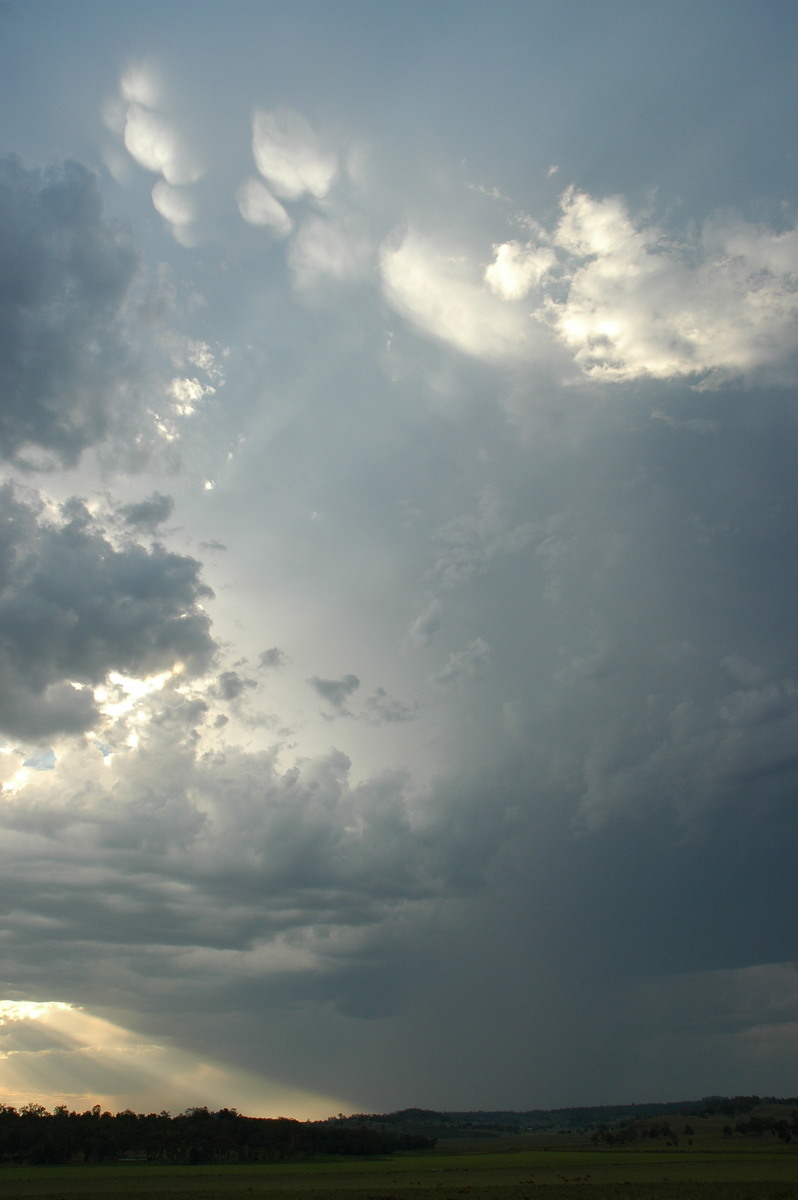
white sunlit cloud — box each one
[539,187,798,383]
[379,188,798,386]
[118,60,161,110]
[94,669,179,720]
[380,229,535,363]
[168,375,216,416]
[484,239,557,301]
[151,181,197,246]
[251,107,337,200]
[123,104,203,187]
[236,177,293,237]
[150,367,217,442]
[288,216,374,289]
[108,62,204,244]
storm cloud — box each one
[0,158,139,467]
[0,0,796,1119]
[0,485,215,738]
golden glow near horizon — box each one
[0,1001,73,1024]
[0,1001,345,1119]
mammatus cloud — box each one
[150,180,197,246]
[236,177,293,237]
[242,108,372,288]
[123,108,202,186]
[0,485,215,739]
[0,0,796,1114]
[116,63,203,185]
[287,215,373,289]
[251,108,336,201]
[104,62,204,243]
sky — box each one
[0,0,797,1119]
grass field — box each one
[2,1146,798,1200]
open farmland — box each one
[1,1145,797,1200]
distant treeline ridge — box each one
[332,1095,798,1135]
[2,1093,796,1164]
[0,1104,435,1165]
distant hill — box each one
[329,1095,798,1139]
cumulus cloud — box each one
[0,726,452,1022]
[380,229,534,362]
[258,648,287,671]
[364,688,415,724]
[251,108,336,200]
[539,187,798,383]
[485,239,556,300]
[308,673,360,715]
[0,486,215,739]
[380,189,798,387]
[215,670,257,702]
[0,156,140,467]
[119,492,174,532]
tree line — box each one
[0,1103,436,1165]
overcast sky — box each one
[0,0,797,1119]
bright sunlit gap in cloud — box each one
[94,667,183,718]
[0,1002,344,1119]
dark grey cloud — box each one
[6,370,795,1108]
[215,670,256,702]
[308,673,360,714]
[1,0,797,1118]
[0,727,454,1025]
[258,647,286,670]
[432,638,491,687]
[0,156,139,468]
[364,687,415,724]
[120,492,175,532]
[0,485,215,738]
[306,676,413,725]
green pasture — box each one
[1,1147,798,1200]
